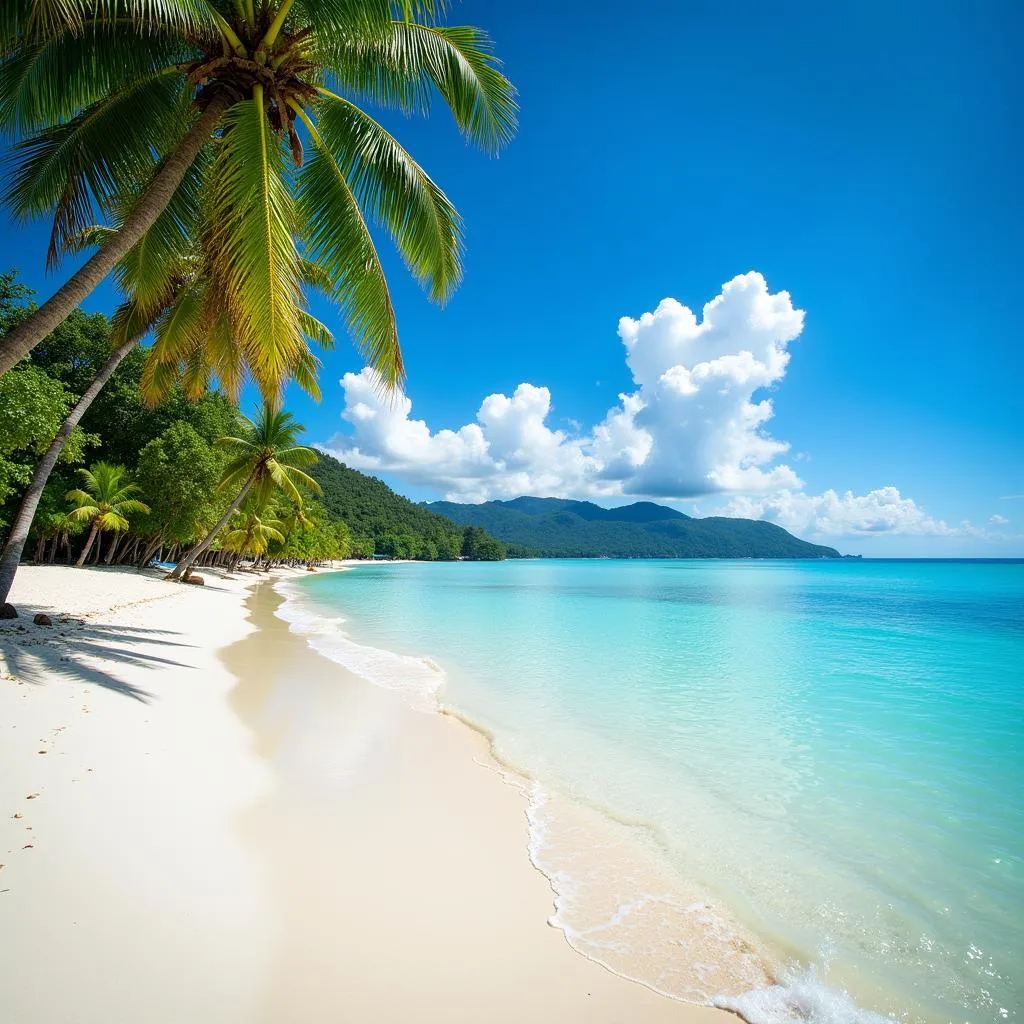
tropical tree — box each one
[0,206,334,608]
[168,403,319,580]
[221,500,285,571]
[65,462,150,567]
[0,1,517,378]
[131,421,227,570]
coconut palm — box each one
[0,1,517,377]
[66,462,150,568]
[221,501,285,571]
[168,403,319,580]
[0,212,337,609]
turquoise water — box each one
[280,560,1023,1024]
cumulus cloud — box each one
[720,487,962,538]
[321,272,986,542]
[990,514,1010,525]
[326,272,806,502]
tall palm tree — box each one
[66,462,150,568]
[168,403,319,580]
[0,1,517,376]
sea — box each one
[275,559,1023,1024]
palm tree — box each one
[168,403,319,580]
[0,216,338,608]
[222,501,286,572]
[66,463,150,568]
[0,1,517,377]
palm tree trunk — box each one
[0,97,228,377]
[92,532,102,564]
[76,521,100,568]
[104,532,124,564]
[137,534,163,571]
[0,332,142,605]
[169,467,260,582]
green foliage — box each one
[2,2,517,392]
[217,404,322,508]
[460,524,506,561]
[133,422,226,544]
[66,461,149,534]
[307,450,504,561]
[0,363,86,518]
[0,268,34,332]
[276,499,353,563]
[429,498,842,559]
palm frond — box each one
[208,95,303,399]
[5,71,185,266]
[295,113,403,387]
[319,20,517,153]
[315,91,462,303]
[290,343,322,400]
[298,309,334,350]
[8,0,216,46]
[0,28,191,138]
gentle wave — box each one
[716,964,899,1024]
[273,572,909,1024]
[274,578,444,713]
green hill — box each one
[308,452,505,560]
[425,496,840,559]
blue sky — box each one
[2,0,1021,555]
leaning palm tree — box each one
[66,463,150,568]
[0,208,340,609]
[168,404,320,581]
[0,1,517,376]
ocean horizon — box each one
[278,558,1023,1024]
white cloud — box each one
[326,272,807,502]
[332,372,601,503]
[720,487,962,538]
[990,514,1010,525]
[321,272,990,543]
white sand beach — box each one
[0,564,728,1023]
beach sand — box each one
[1,564,728,1023]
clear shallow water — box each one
[279,560,1023,1024]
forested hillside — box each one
[427,496,841,559]
[308,452,505,560]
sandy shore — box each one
[1,563,728,1023]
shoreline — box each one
[271,567,782,1010]
[0,563,730,1022]
[273,562,935,1024]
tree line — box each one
[0,275,506,607]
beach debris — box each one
[12,814,22,819]
[0,603,17,619]
[37,750,47,755]
[32,613,52,627]
[22,844,33,850]
[25,794,38,800]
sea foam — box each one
[274,579,444,713]
[715,965,900,1024]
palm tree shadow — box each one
[0,620,196,703]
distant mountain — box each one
[425,496,840,559]
[309,452,505,560]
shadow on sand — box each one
[0,618,197,703]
